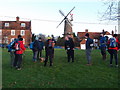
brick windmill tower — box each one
[56,7,75,38]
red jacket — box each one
[16,41,26,54]
[108,37,119,50]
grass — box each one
[2,48,120,88]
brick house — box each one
[0,17,32,46]
[77,29,111,49]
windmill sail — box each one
[56,6,75,37]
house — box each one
[0,16,32,46]
[77,29,111,49]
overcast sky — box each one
[0,0,118,36]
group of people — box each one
[65,32,120,68]
[7,35,26,70]
[7,33,120,70]
[30,36,55,66]
[85,33,120,67]
[99,33,120,67]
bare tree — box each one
[99,0,119,21]
[38,33,46,42]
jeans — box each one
[13,54,22,68]
[37,50,42,59]
[44,48,54,66]
[86,49,92,64]
[10,51,15,66]
[67,50,74,62]
[100,47,106,60]
[33,50,38,62]
[109,49,118,65]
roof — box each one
[1,20,31,30]
[77,31,111,39]
[77,31,111,44]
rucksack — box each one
[7,41,15,52]
[109,38,117,48]
[100,37,106,46]
[48,39,54,48]
[14,42,20,51]
[30,42,34,49]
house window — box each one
[11,38,14,42]
[21,30,25,36]
[81,44,86,50]
[23,38,25,44]
[0,29,2,43]
[0,30,2,35]
[5,23,9,27]
[4,36,8,44]
[0,39,2,43]
[21,23,26,27]
[11,30,15,36]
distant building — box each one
[0,16,32,46]
[77,29,111,49]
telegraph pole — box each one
[115,26,117,34]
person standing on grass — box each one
[99,33,107,60]
[13,38,26,70]
[37,37,44,60]
[85,33,93,66]
[65,36,75,62]
[107,34,119,68]
[32,37,39,62]
[51,35,56,59]
[7,38,16,67]
[44,36,55,66]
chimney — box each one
[16,16,19,22]
[85,29,88,33]
[102,29,105,33]
[112,30,114,36]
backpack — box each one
[7,41,15,52]
[109,38,117,48]
[48,39,54,48]
[30,42,34,49]
[14,42,20,51]
[100,37,106,46]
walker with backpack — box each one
[109,37,118,48]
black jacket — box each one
[33,40,39,51]
[65,38,74,50]
[86,38,93,49]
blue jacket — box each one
[7,41,15,52]
[86,38,93,49]
[100,36,106,48]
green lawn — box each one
[2,48,119,88]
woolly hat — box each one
[85,33,89,37]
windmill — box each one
[56,7,75,38]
